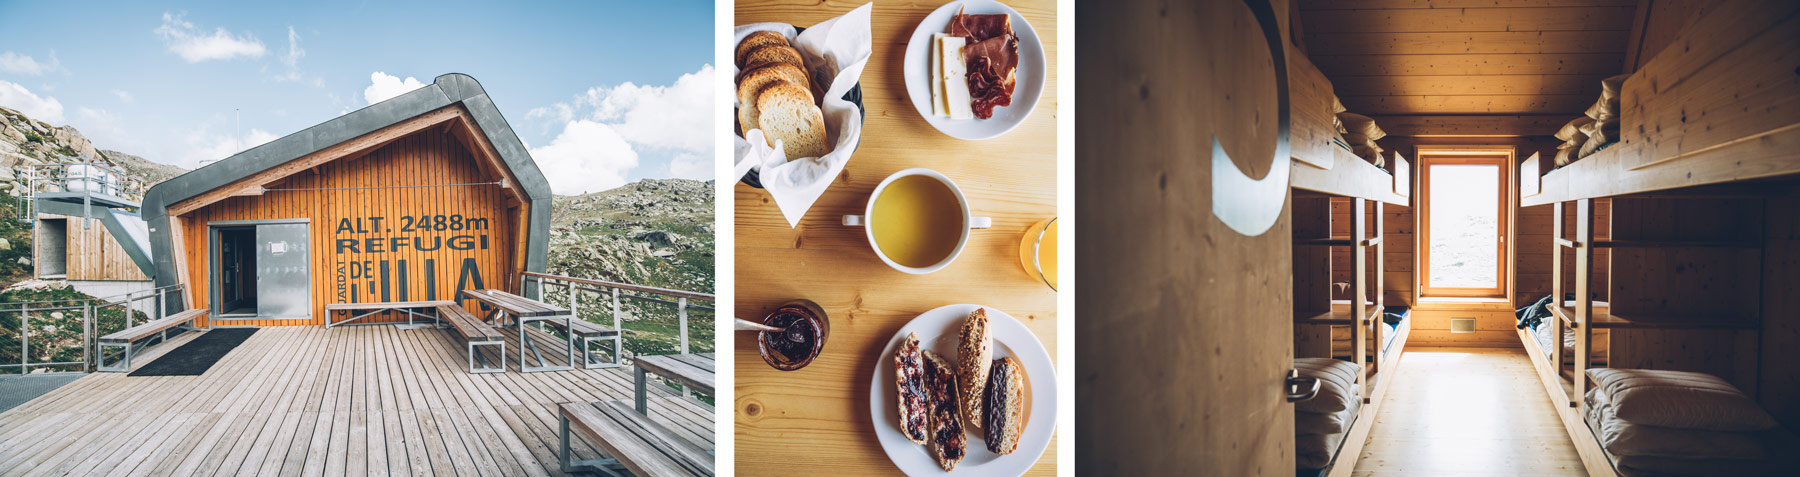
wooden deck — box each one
[0,325,713,476]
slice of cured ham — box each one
[950,9,1018,119]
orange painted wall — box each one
[178,132,525,327]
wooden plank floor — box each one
[1352,347,1585,476]
[0,325,713,476]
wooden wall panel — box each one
[1408,308,1521,348]
[1624,0,1720,72]
[40,214,150,282]
[178,132,522,327]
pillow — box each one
[1588,368,1777,431]
[1296,396,1360,435]
[1556,117,1595,142]
[1295,358,1362,414]
[1587,389,1766,460]
[1336,112,1385,142]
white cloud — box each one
[0,80,65,123]
[181,128,279,168]
[363,72,425,105]
[525,64,715,190]
[111,89,134,103]
[576,64,713,152]
[667,152,710,180]
[528,120,639,195]
[272,26,319,85]
[155,12,267,63]
[0,51,61,76]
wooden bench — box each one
[324,300,456,328]
[560,400,714,477]
[538,313,623,369]
[462,289,576,373]
[97,309,209,372]
[436,304,505,374]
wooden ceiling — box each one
[1297,0,1641,136]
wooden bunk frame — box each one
[1518,194,1769,476]
[1509,6,1798,471]
[1287,42,1415,477]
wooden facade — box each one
[144,74,551,329]
[174,131,528,328]
[34,214,148,282]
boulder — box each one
[0,238,11,251]
[52,126,99,159]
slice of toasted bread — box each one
[923,350,966,471]
[736,63,810,135]
[896,333,929,445]
[755,82,829,159]
[983,357,1025,455]
[741,45,807,77]
[735,31,789,68]
[957,308,993,433]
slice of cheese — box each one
[940,36,974,120]
[931,33,948,117]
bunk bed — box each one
[1512,4,1800,475]
[1287,50,1413,477]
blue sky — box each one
[0,0,714,195]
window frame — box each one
[1418,152,1511,299]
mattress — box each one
[1529,321,1608,365]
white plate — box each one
[902,0,1046,140]
[869,304,1056,475]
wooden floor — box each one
[0,325,713,477]
[1353,347,1585,476]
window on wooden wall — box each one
[1419,152,1510,298]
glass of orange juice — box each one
[1018,217,1057,290]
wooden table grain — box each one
[734,0,1058,475]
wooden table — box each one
[460,289,576,373]
[634,354,717,414]
[323,300,456,328]
[734,1,1058,475]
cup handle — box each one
[970,216,993,229]
[843,215,864,226]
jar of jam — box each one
[758,299,829,371]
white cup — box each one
[843,168,992,274]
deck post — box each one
[612,288,624,364]
[679,297,689,355]
[20,303,29,371]
[83,302,92,372]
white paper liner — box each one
[733,3,872,227]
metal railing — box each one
[17,156,147,221]
[0,284,185,374]
[522,271,714,364]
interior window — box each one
[1420,154,1509,298]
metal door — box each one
[254,223,310,320]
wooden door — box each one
[1078,0,1298,473]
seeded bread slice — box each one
[741,45,806,78]
[957,307,993,434]
[737,63,811,135]
[735,31,789,68]
[755,81,829,159]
